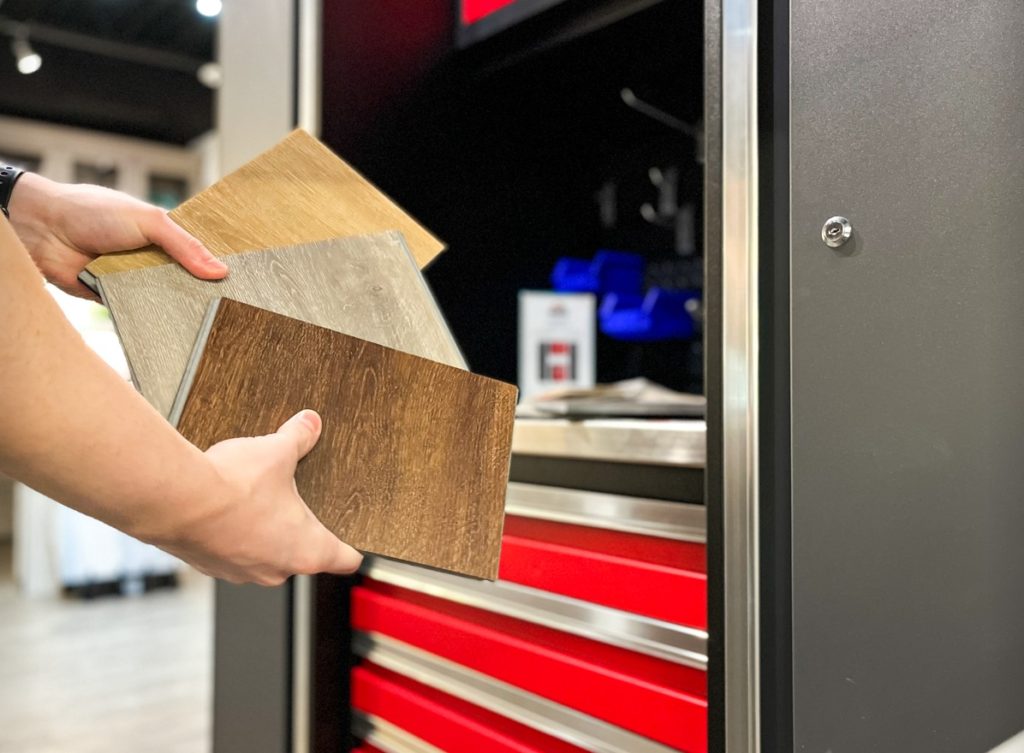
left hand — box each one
[8,173,228,299]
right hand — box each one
[160,410,363,585]
[8,173,229,300]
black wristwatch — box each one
[0,165,25,219]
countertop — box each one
[510,417,707,468]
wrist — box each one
[130,452,234,549]
[7,172,60,232]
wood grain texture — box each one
[99,232,463,418]
[176,299,517,580]
[80,129,443,287]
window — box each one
[148,175,188,209]
[0,151,41,172]
[74,162,118,188]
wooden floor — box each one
[0,545,213,753]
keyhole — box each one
[821,216,852,248]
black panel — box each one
[212,582,292,753]
[757,0,792,750]
[321,0,704,392]
[509,454,704,502]
[702,0,723,748]
[310,575,353,753]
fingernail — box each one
[206,255,228,272]
[300,410,321,432]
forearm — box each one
[0,218,223,544]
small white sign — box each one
[518,291,596,399]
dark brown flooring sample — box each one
[174,299,517,580]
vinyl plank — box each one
[99,232,463,418]
[174,299,517,579]
[79,129,443,290]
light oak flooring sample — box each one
[175,299,516,579]
[79,129,443,290]
[100,232,463,418]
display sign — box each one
[518,291,596,399]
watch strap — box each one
[0,166,25,219]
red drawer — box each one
[499,516,707,629]
[352,663,588,753]
[354,580,707,751]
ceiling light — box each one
[12,37,41,75]
[195,0,222,18]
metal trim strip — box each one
[362,558,707,669]
[353,632,682,753]
[505,481,706,541]
[292,3,322,750]
[721,0,762,748]
[352,711,446,753]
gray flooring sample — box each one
[99,232,464,417]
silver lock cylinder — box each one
[822,216,853,248]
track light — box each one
[196,61,222,89]
[12,36,41,75]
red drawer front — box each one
[352,746,383,753]
[353,663,588,753]
[499,516,707,629]
[354,581,707,751]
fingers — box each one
[140,210,228,280]
[305,523,364,575]
[275,409,323,462]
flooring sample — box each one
[173,298,517,579]
[79,129,444,291]
[100,232,463,418]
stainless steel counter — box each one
[511,418,707,468]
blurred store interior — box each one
[0,1,708,752]
[0,1,220,750]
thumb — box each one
[311,525,364,575]
[141,210,228,279]
[276,410,323,462]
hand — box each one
[7,173,228,299]
[158,410,363,586]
